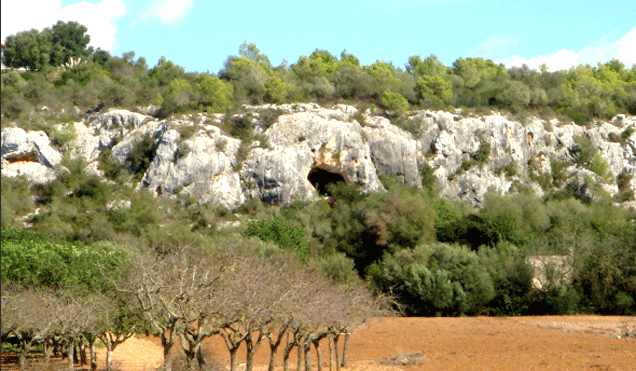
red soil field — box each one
[3,316,635,371]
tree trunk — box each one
[268,347,278,371]
[282,341,294,371]
[341,333,349,368]
[245,332,263,371]
[79,339,87,365]
[73,342,80,364]
[106,345,114,371]
[297,343,303,371]
[267,327,288,371]
[53,338,61,359]
[162,332,179,371]
[333,335,340,371]
[88,336,97,371]
[282,330,299,371]
[18,338,29,371]
[68,341,75,371]
[229,349,238,371]
[197,346,206,370]
[328,336,334,371]
[44,339,52,366]
[182,341,202,371]
[313,339,323,371]
[18,344,27,371]
[304,343,312,371]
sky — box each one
[2,0,635,74]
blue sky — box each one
[2,0,635,73]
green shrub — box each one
[127,133,159,177]
[259,108,283,129]
[367,243,495,316]
[227,113,253,140]
[621,125,635,141]
[495,162,517,179]
[244,217,308,259]
[1,176,35,230]
[380,89,409,116]
[313,253,359,284]
[571,134,596,167]
[50,122,77,148]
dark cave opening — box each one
[307,167,346,196]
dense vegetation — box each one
[3,23,636,133]
[2,22,636,371]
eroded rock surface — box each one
[2,105,635,208]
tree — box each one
[264,75,290,103]
[220,56,270,102]
[121,244,228,371]
[49,21,92,67]
[2,28,52,70]
[380,90,409,116]
[415,74,453,107]
[92,48,111,66]
[292,50,339,81]
[148,56,187,86]
[162,78,195,114]
[239,41,272,67]
[195,73,233,112]
[363,61,401,99]
[1,284,62,371]
[339,50,360,68]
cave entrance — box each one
[308,167,346,196]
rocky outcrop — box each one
[1,127,61,183]
[139,124,245,209]
[2,105,635,209]
[241,109,383,204]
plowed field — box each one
[2,316,635,371]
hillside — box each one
[3,104,635,209]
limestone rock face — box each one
[85,109,154,148]
[1,127,61,183]
[67,122,100,163]
[1,127,31,157]
[139,125,245,209]
[240,109,383,204]
[2,105,636,208]
[362,115,420,187]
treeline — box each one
[2,23,636,132]
[2,228,385,371]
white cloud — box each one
[143,0,195,24]
[499,27,636,71]
[617,27,636,66]
[1,0,126,51]
[471,34,520,60]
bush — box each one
[313,253,359,284]
[1,176,35,230]
[380,89,409,116]
[127,133,159,176]
[367,243,495,316]
[50,122,77,148]
[244,217,308,259]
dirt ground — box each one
[2,316,635,371]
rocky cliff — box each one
[2,104,635,209]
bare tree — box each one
[120,245,228,371]
[51,290,107,371]
[1,284,64,371]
